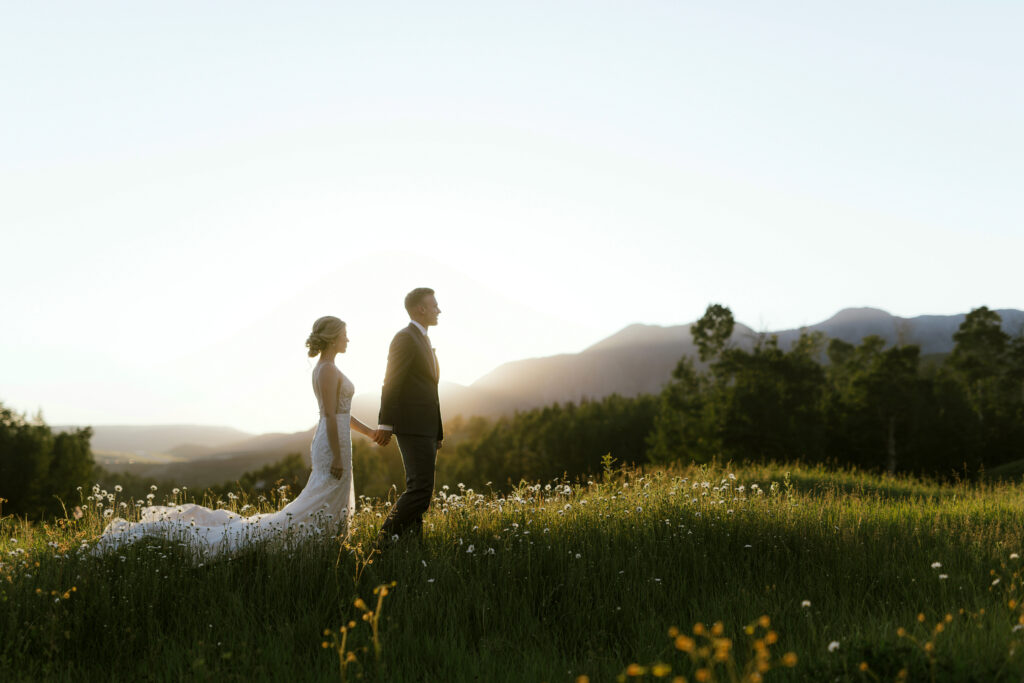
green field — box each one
[2,462,1024,682]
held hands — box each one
[373,427,393,447]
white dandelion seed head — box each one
[801,600,811,608]
[931,562,942,569]
[828,641,840,653]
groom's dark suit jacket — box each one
[379,324,443,440]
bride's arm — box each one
[317,368,343,471]
[350,416,378,441]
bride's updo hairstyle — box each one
[305,316,346,357]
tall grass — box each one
[2,462,1024,681]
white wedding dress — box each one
[93,366,356,558]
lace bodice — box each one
[313,364,355,416]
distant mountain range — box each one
[53,424,252,460]
[358,306,1024,420]
[77,307,1023,486]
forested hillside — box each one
[647,305,1024,475]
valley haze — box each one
[65,306,1024,483]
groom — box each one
[374,287,443,542]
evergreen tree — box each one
[945,307,1024,466]
[0,403,94,517]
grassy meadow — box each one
[2,462,1024,682]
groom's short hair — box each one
[404,287,435,315]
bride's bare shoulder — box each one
[314,362,342,384]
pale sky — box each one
[2,2,1022,434]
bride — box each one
[93,316,376,557]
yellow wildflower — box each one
[626,663,646,677]
[675,635,696,652]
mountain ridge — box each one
[78,307,1023,477]
[425,306,1024,420]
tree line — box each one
[3,305,1023,518]
[647,305,1024,476]
[0,407,93,517]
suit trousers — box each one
[379,434,437,539]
